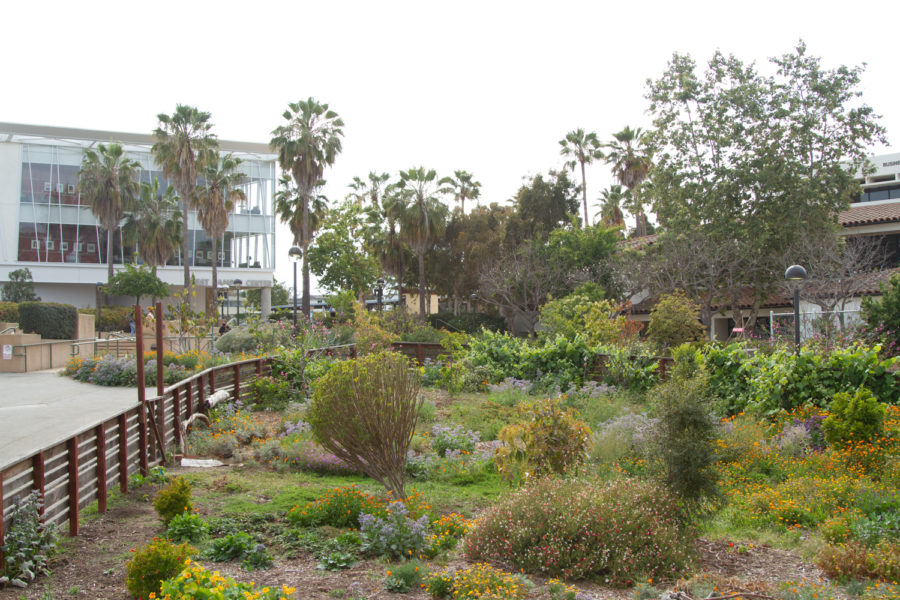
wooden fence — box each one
[0,355,272,548]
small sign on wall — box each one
[2,344,12,360]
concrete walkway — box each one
[0,370,154,470]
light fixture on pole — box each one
[233,278,243,324]
[785,265,807,352]
[375,277,385,312]
[470,293,477,332]
[96,282,104,338]
[288,245,302,333]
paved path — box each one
[0,370,154,469]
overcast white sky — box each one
[3,0,897,289]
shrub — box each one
[153,476,193,525]
[647,290,706,352]
[425,513,471,557]
[159,560,295,600]
[818,540,900,582]
[166,513,209,543]
[651,376,719,505]
[427,563,529,600]
[248,375,292,411]
[286,486,388,529]
[241,543,273,571]
[431,424,480,457]
[307,351,421,496]
[0,492,57,588]
[207,532,254,562]
[214,326,256,353]
[352,303,396,354]
[862,271,900,356]
[427,311,507,334]
[1,268,39,303]
[465,477,692,584]
[495,397,591,483]
[78,306,132,332]
[823,387,886,449]
[17,301,76,339]
[125,539,195,600]
[0,301,19,323]
[538,284,608,341]
[384,560,427,593]
[359,500,432,559]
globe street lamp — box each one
[233,278,243,324]
[785,265,807,352]
[470,293,478,332]
[288,245,302,333]
[375,277,385,312]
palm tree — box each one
[270,98,344,318]
[559,129,603,228]
[348,171,390,207]
[395,168,449,318]
[274,174,328,307]
[77,143,141,281]
[439,170,481,213]
[123,177,183,274]
[151,105,218,289]
[604,126,651,237]
[194,152,247,309]
[596,185,628,229]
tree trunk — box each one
[302,195,311,319]
[209,236,218,316]
[106,228,115,282]
[417,250,426,320]
[181,195,191,290]
[580,160,588,228]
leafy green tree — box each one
[2,268,40,302]
[538,282,607,341]
[394,167,449,318]
[559,129,602,228]
[194,152,246,310]
[105,263,170,305]
[77,142,141,281]
[439,170,482,213]
[307,199,381,298]
[604,126,651,237]
[862,272,900,354]
[270,98,344,319]
[505,170,580,243]
[124,178,183,274]
[645,42,885,329]
[545,223,620,287]
[647,290,706,352]
[152,105,218,289]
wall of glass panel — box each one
[16,143,276,272]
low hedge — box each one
[18,301,77,339]
[78,306,131,332]
[428,311,507,334]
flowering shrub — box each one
[254,434,357,475]
[406,451,494,485]
[426,563,530,600]
[248,375,293,411]
[166,513,208,543]
[817,540,900,582]
[287,486,388,529]
[465,477,692,584]
[125,539,195,600]
[424,513,472,556]
[431,425,480,457]
[823,387,886,449]
[384,560,428,593]
[495,397,591,482]
[359,500,431,559]
[159,559,295,600]
[64,350,239,387]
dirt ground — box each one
[0,465,840,600]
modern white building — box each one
[0,122,278,313]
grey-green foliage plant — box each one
[1,268,39,302]
[651,374,719,509]
[0,492,57,588]
[166,513,209,543]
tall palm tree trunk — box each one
[210,235,219,315]
[181,196,191,288]
[106,228,115,282]
[580,160,588,227]
[417,250,426,320]
[301,194,311,319]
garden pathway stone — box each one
[0,369,153,469]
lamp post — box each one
[288,245,302,333]
[469,293,477,332]
[785,265,807,352]
[375,277,385,312]
[233,278,243,324]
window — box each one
[207,250,214,260]
[87,243,96,253]
[61,241,69,251]
[45,240,55,250]
[43,182,51,192]
[56,183,65,193]
[67,184,76,194]
[30,239,40,250]
[75,242,83,252]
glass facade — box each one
[16,142,276,272]
[854,183,900,203]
